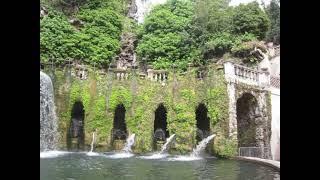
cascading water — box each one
[165,134,216,161]
[191,134,216,157]
[138,134,175,159]
[86,132,100,156]
[132,0,167,23]
[90,132,96,152]
[159,134,175,154]
[106,134,136,158]
[122,134,136,153]
[40,71,58,152]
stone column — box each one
[147,69,153,81]
[259,71,270,88]
[224,62,238,141]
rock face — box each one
[40,6,48,18]
[115,32,137,70]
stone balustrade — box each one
[224,62,270,88]
[110,69,130,81]
[147,69,168,82]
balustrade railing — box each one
[110,69,130,81]
[147,69,168,82]
[224,62,270,88]
[234,64,259,82]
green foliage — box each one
[137,0,198,71]
[265,0,280,44]
[232,2,270,40]
[204,32,234,58]
[231,39,267,64]
[82,0,128,14]
[40,1,124,67]
[214,136,237,158]
[51,67,231,156]
[40,10,78,63]
[76,8,122,66]
[109,86,133,111]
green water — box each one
[40,153,279,180]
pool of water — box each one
[40,152,280,180]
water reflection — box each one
[40,154,279,180]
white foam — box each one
[167,155,202,161]
[138,153,168,159]
[105,152,134,159]
[40,151,71,158]
[86,152,100,156]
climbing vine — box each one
[47,66,232,156]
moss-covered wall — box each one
[43,65,234,156]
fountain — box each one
[87,131,99,156]
[106,134,136,158]
[191,134,216,157]
[123,134,136,153]
[166,134,216,161]
[139,134,175,159]
[159,134,175,154]
[40,71,58,152]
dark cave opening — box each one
[112,104,127,141]
[236,93,258,147]
[153,104,169,145]
[67,101,85,150]
[195,103,210,142]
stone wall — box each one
[42,65,231,155]
[226,77,272,159]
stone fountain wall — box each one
[41,63,271,157]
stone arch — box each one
[112,104,128,141]
[153,103,169,149]
[195,103,210,142]
[236,93,259,147]
[67,101,85,150]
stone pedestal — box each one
[113,140,125,151]
[155,141,165,151]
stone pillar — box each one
[156,141,165,152]
[121,72,125,80]
[227,82,238,141]
[224,62,238,140]
[114,140,125,151]
[147,69,153,80]
[155,73,158,81]
[259,71,270,88]
[224,62,235,82]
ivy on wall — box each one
[47,66,235,156]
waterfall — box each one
[159,134,175,154]
[90,132,96,152]
[133,0,167,23]
[86,131,99,156]
[40,71,58,152]
[191,134,216,157]
[122,134,136,153]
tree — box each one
[265,0,280,44]
[136,0,197,70]
[40,1,124,67]
[232,2,270,40]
